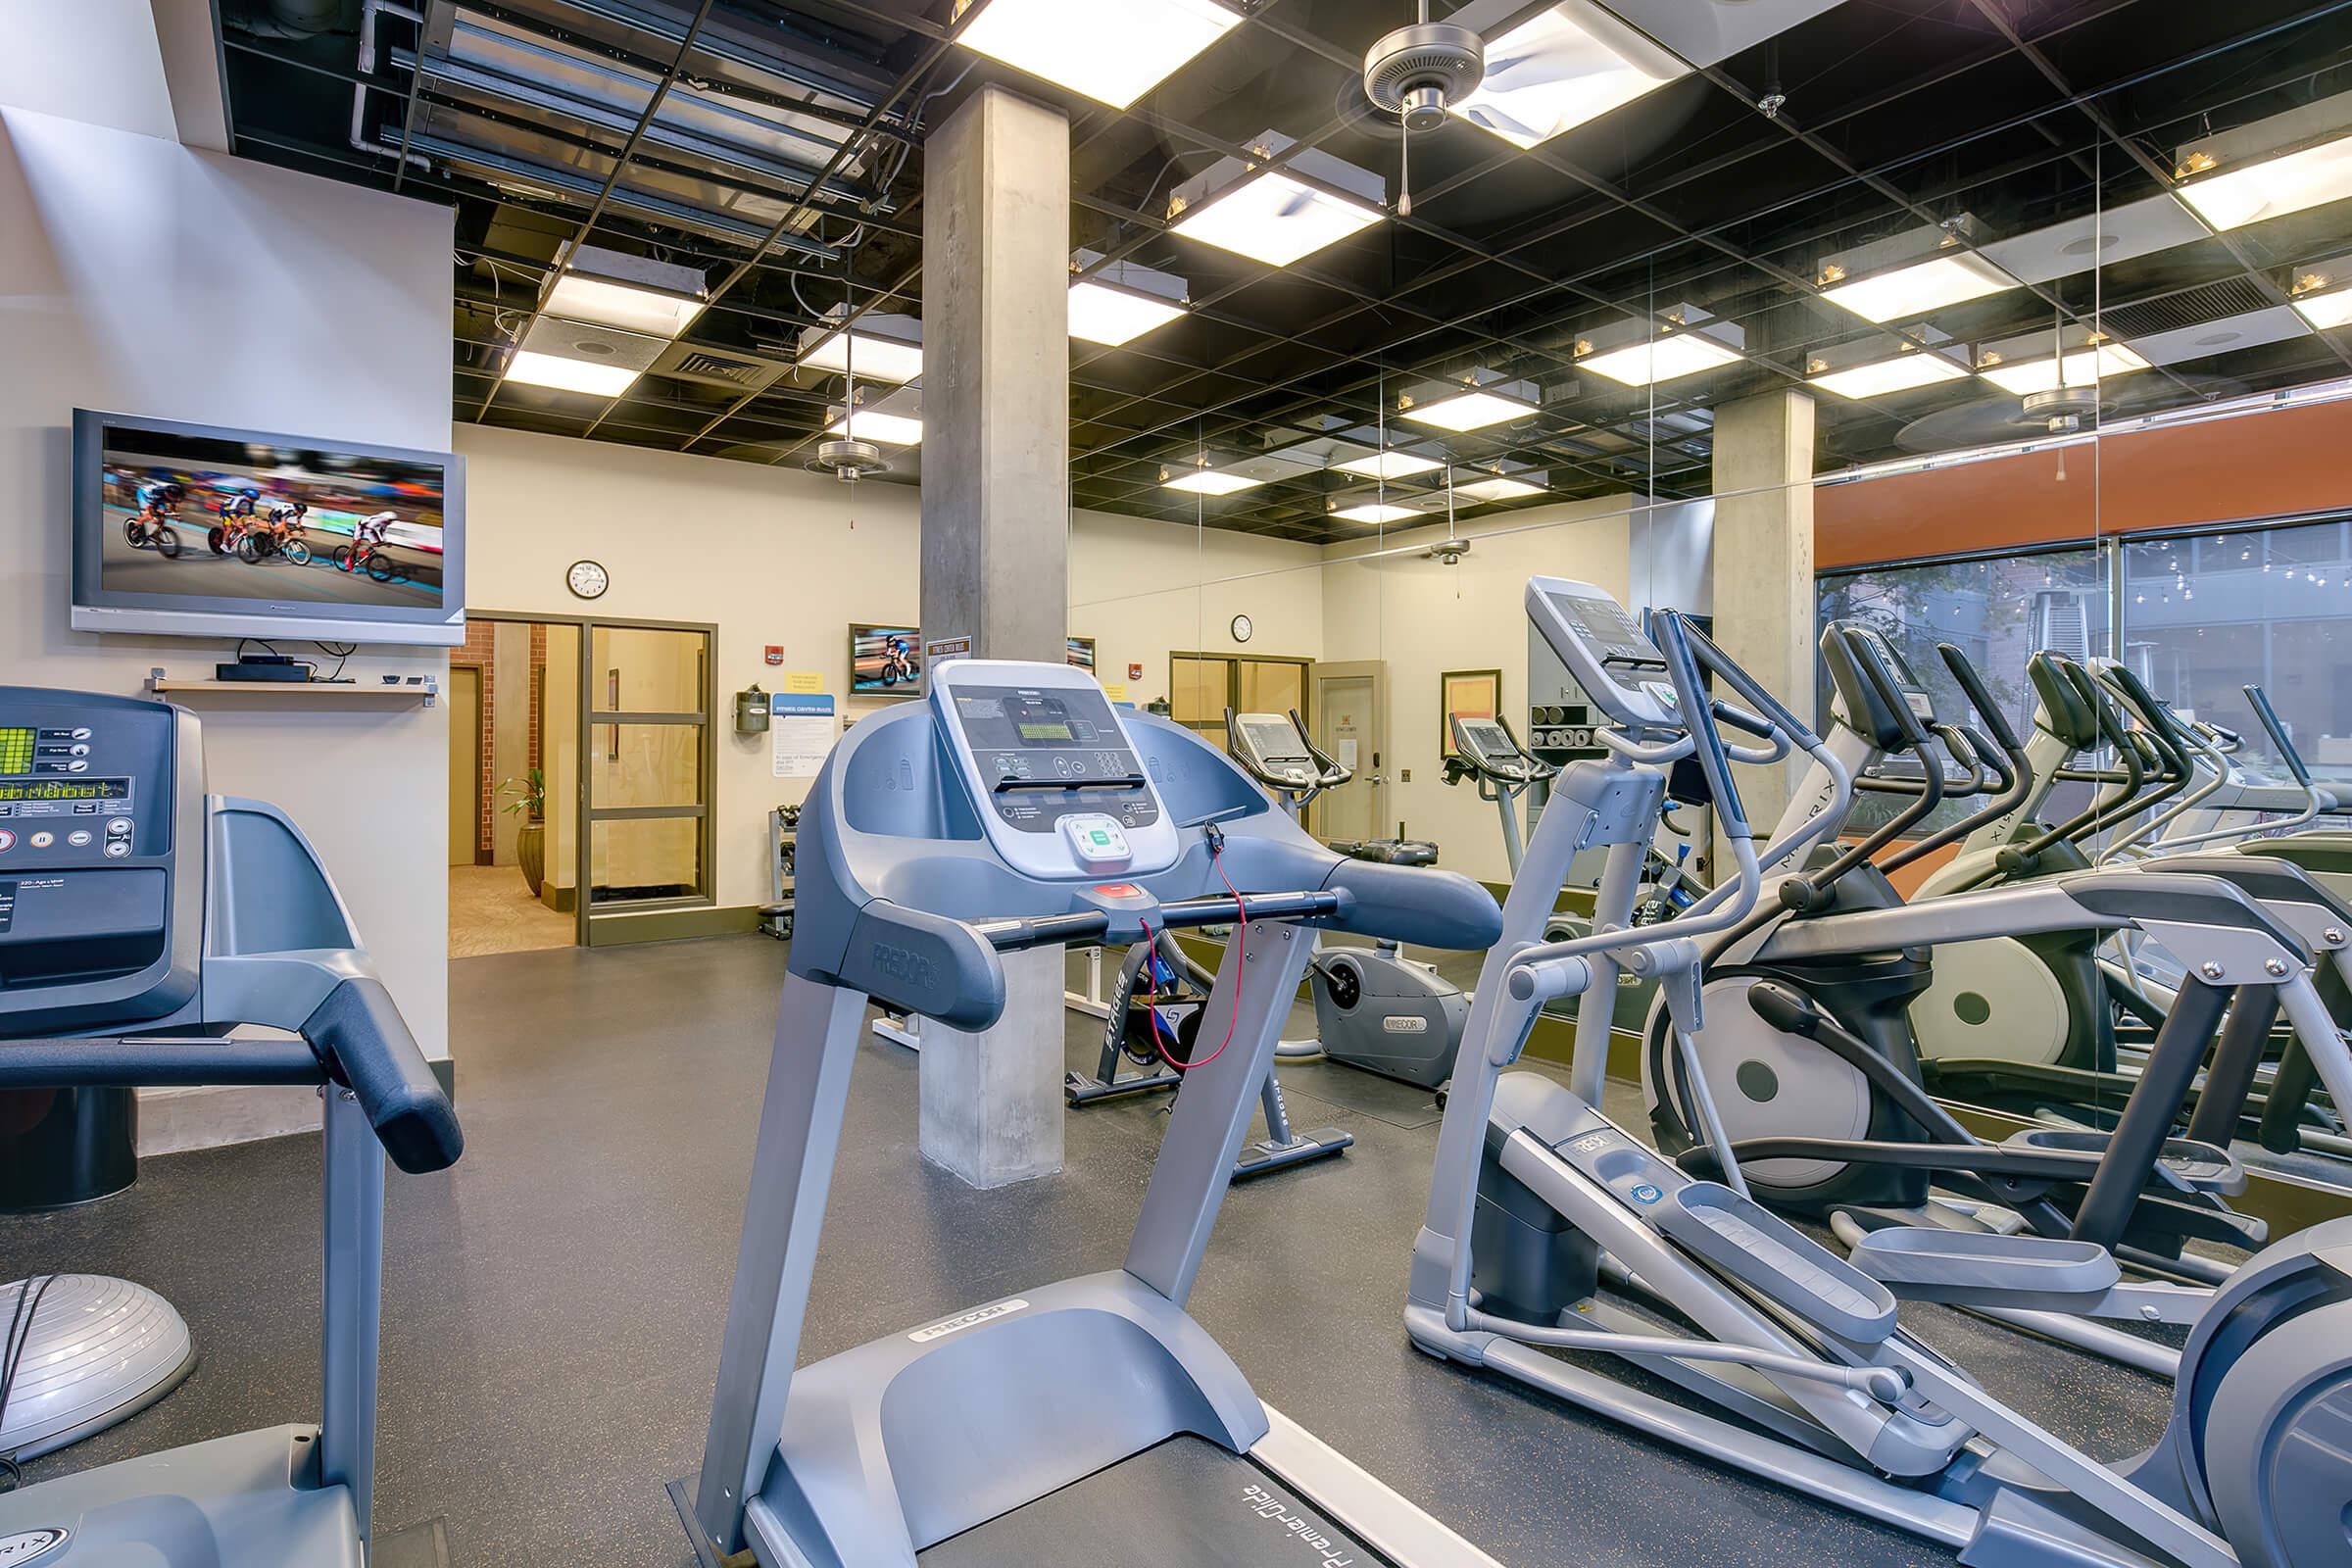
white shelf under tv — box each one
[146,671,439,706]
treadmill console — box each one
[0,687,190,1020]
[1524,577,1678,729]
[1230,712,1319,792]
[931,660,1179,881]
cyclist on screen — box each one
[133,478,184,521]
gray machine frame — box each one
[0,688,460,1564]
[676,672,1506,1567]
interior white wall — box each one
[1320,497,1637,884]
[0,106,456,1123]
[457,425,1328,909]
[0,0,177,141]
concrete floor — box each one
[6,936,2179,1567]
[448,862,573,957]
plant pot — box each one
[515,822,546,897]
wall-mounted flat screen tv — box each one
[849,622,922,697]
[72,409,466,646]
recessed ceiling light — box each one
[2178,131,2352,231]
[505,350,642,397]
[2296,285,2352,329]
[1819,252,2017,322]
[1170,170,1384,268]
[1069,279,1187,346]
[800,328,923,384]
[1980,342,2149,397]
[1334,451,1442,479]
[826,410,923,446]
[957,0,1242,110]
[544,273,704,339]
[1807,350,1972,400]
[1334,502,1419,523]
[1163,468,1262,495]
[1401,388,1538,431]
[1448,0,1689,149]
[1577,330,1743,386]
[1455,476,1544,502]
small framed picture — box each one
[1066,635,1097,671]
[1441,668,1501,758]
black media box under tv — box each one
[216,657,308,683]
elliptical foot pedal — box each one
[2000,1127,2244,1194]
[1847,1226,2120,1310]
[1655,1184,1897,1343]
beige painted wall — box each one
[1319,499,1639,884]
[0,106,455,1093]
[457,426,1329,909]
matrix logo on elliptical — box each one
[0,1528,70,1564]
[869,942,933,989]
[907,1298,1029,1344]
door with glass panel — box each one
[580,620,714,938]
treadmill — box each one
[675,658,1508,1567]
[0,686,461,1564]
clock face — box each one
[566,560,609,600]
[1230,613,1252,644]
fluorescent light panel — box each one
[1068,279,1187,345]
[958,0,1241,110]
[1449,1,1687,150]
[1402,389,1537,431]
[2297,285,2352,330]
[1334,503,1418,524]
[1162,469,1261,495]
[1808,351,1972,401]
[1578,330,1742,386]
[1170,170,1383,267]
[826,410,923,446]
[1820,252,2017,322]
[1334,451,1441,479]
[1456,476,1544,502]
[2179,131,2352,232]
[544,273,703,338]
[1980,343,2149,397]
[800,329,923,383]
[505,350,642,397]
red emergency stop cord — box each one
[1143,840,1249,1072]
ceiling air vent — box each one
[651,342,790,392]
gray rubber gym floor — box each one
[5,935,2180,1566]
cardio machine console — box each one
[1523,576,1679,729]
[930,660,1179,881]
[1231,712,1318,791]
[1451,716,1538,782]
[1840,623,1936,723]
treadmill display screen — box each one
[0,778,130,802]
[1544,591,1659,665]
[952,684,1160,835]
[0,728,30,775]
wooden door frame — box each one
[448,663,488,867]
[1309,660,1385,842]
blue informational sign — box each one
[770,693,836,718]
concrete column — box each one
[1708,386,1817,826]
[915,84,1071,1188]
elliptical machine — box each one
[1224,709,1469,1090]
[1410,580,2352,1568]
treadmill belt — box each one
[917,1435,1400,1566]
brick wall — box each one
[449,617,498,860]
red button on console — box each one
[1091,883,1144,899]
[0,830,13,852]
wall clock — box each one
[1230,613,1252,644]
[566,560,610,600]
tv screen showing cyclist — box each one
[100,425,445,609]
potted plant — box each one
[499,768,548,896]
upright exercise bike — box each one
[1410,578,2352,1568]
[1225,708,1470,1090]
